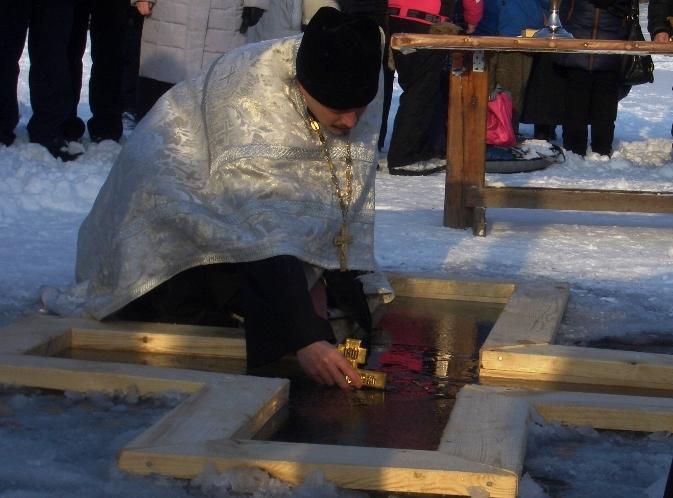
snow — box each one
[2,8,673,496]
[523,419,673,498]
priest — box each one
[71,7,389,390]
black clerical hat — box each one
[296,7,381,110]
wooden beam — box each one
[439,385,529,476]
[445,52,469,228]
[482,282,569,350]
[527,391,673,433]
[124,380,288,450]
[467,186,673,213]
[0,314,72,354]
[391,34,673,55]
[0,314,245,356]
[68,326,246,359]
[444,53,488,229]
[388,275,513,303]
[119,439,518,497]
[0,353,278,395]
[481,344,673,393]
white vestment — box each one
[73,36,385,320]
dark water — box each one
[55,296,502,451]
[264,296,500,450]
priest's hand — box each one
[296,340,363,390]
[240,7,265,33]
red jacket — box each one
[388,0,483,26]
[388,0,447,24]
[462,0,483,27]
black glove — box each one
[240,7,265,33]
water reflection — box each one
[266,297,501,450]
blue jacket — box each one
[475,0,547,37]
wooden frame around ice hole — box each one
[1,275,672,496]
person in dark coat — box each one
[0,2,30,148]
[67,0,129,144]
[385,0,483,175]
[648,0,673,42]
[554,0,630,156]
[648,0,673,137]
[26,0,87,161]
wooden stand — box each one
[391,34,673,234]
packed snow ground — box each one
[2,10,673,496]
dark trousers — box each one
[121,6,144,115]
[70,0,128,141]
[0,0,30,146]
[562,67,619,156]
[136,77,174,120]
[116,257,371,368]
[27,0,80,148]
[386,17,449,170]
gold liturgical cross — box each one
[337,338,386,390]
[333,224,353,272]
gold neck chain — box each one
[306,115,353,271]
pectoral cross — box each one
[333,223,353,272]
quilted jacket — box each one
[137,0,270,84]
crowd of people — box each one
[2,0,671,164]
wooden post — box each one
[444,51,488,228]
[445,52,466,228]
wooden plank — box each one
[468,186,673,213]
[0,314,245,355]
[0,314,72,354]
[124,378,288,450]
[527,391,673,433]
[482,282,569,349]
[392,34,673,55]
[439,385,529,476]
[480,344,673,392]
[119,439,518,497]
[25,330,72,356]
[445,52,468,228]
[387,274,514,303]
[0,354,251,395]
[68,327,246,359]
[62,348,248,374]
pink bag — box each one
[486,90,516,147]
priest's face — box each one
[299,84,367,136]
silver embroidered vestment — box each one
[75,36,381,319]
